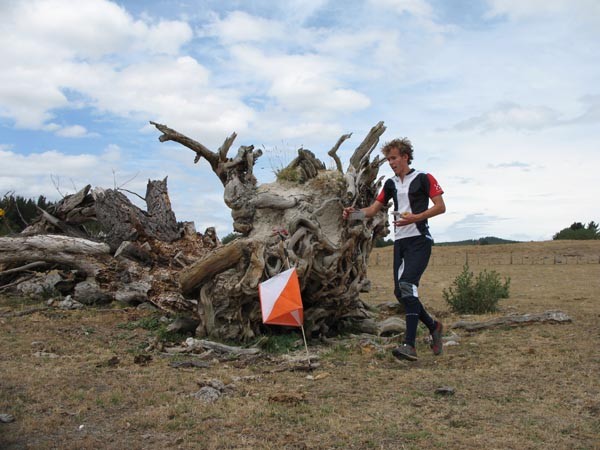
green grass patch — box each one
[322,342,353,361]
[118,314,188,343]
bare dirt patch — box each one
[1,240,599,449]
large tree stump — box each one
[152,121,390,341]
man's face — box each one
[386,147,409,176]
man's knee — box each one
[399,281,418,299]
[396,282,420,312]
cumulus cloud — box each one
[368,0,455,32]
[0,141,154,198]
[198,10,378,143]
[55,125,96,138]
[279,122,343,140]
[0,0,254,141]
[229,45,371,116]
[569,95,600,125]
[204,11,287,44]
[8,0,192,59]
[453,103,562,132]
[0,149,97,199]
[101,144,122,162]
[485,0,600,23]
[370,0,434,19]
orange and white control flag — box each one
[258,268,303,327]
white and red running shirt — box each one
[376,169,444,241]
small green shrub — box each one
[443,264,510,314]
[258,333,300,354]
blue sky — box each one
[1,0,598,242]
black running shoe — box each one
[430,321,444,356]
[392,344,418,361]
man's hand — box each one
[342,207,356,220]
[393,211,416,226]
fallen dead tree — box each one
[0,169,221,309]
[21,179,187,251]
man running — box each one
[343,138,446,361]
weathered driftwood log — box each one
[451,310,572,331]
[377,316,407,336]
[152,120,391,341]
[0,235,111,276]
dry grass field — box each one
[1,240,599,449]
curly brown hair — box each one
[381,138,413,164]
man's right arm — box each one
[343,200,384,219]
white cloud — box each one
[279,0,328,24]
[570,95,600,125]
[0,149,97,178]
[368,0,455,32]
[370,0,434,19]
[204,11,287,44]
[229,45,371,116]
[0,149,99,199]
[485,0,600,23]
[0,0,208,133]
[0,78,68,128]
[102,144,122,162]
[453,103,562,132]
[9,0,192,59]
[279,122,343,140]
[55,125,94,138]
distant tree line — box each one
[553,221,599,240]
[0,193,55,235]
[437,236,519,246]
